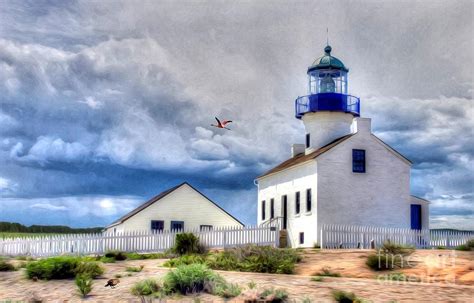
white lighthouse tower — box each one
[256,44,429,248]
[295,45,360,152]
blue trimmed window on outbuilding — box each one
[306,134,310,148]
[170,220,184,231]
[261,200,266,220]
[352,149,366,173]
[151,220,164,231]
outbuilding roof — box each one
[106,182,244,228]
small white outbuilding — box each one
[105,182,243,233]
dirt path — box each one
[1,257,473,302]
[295,249,474,285]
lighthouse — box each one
[295,45,360,152]
[255,43,429,248]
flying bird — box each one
[211,117,232,130]
[105,278,120,288]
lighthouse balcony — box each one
[295,93,360,119]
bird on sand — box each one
[211,117,232,130]
[104,278,120,288]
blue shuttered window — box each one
[352,149,366,173]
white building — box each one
[256,45,429,248]
[105,182,243,233]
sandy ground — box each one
[0,249,473,302]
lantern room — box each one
[295,45,360,119]
[307,45,348,94]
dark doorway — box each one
[282,195,288,229]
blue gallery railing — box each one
[295,93,360,119]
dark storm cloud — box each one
[0,0,472,228]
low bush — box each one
[126,265,144,272]
[75,274,93,298]
[212,282,241,298]
[456,239,474,251]
[332,290,361,303]
[379,241,414,256]
[172,233,203,256]
[125,252,167,260]
[164,245,302,275]
[26,256,103,280]
[310,276,324,282]
[259,288,289,302]
[104,251,127,261]
[313,267,340,277]
[163,263,222,294]
[0,259,15,271]
[100,256,116,263]
[131,278,161,301]
[163,254,206,267]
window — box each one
[295,192,300,214]
[306,188,312,212]
[270,198,275,219]
[151,220,164,231]
[299,232,304,244]
[306,133,310,148]
[261,200,266,220]
[200,225,213,231]
[170,221,184,231]
[352,149,366,173]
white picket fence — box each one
[321,224,474,249]
[0,225,278,257]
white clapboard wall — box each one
[0,225,278,257]
[321,224,474,249]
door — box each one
[282,195,288,230]
[410,204,422,230]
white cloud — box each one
[79,96,103,109]
[30,203,68,211]
[11,136,91,164]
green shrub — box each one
[104,251,127,261]
[467,239,474,248]
[26,256,103,280]
[314,267,340,277]
[172,233,202,255]
[115,274,122,278]
[131,278,161,297]
[456,239,474,251]
[247,280,257,289]
[310,276,324,282]
[332,290,360,303]
[100,256,116,263]
[125,252,166,260]
[163,254,206,267]
[163,263,222,294]
[126,265,144,272]
[163,245,301,274]
[75,260,104,277]
[0,259,15,271]
[379,241,414,256]
[259,288,289,302]
[213,282,241,298]
[75,274,93,297]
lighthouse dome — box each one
[308,45,348,73]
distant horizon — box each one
[0,1,472,230]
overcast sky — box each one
[0,0,472,229]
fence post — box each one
[223,230,227,249]
[320,227,324,249]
